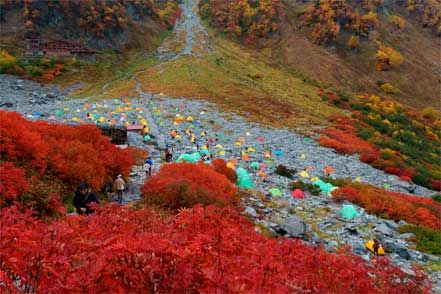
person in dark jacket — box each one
[73,182,99,215]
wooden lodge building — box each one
[24,38,96,62]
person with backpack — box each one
[113,175,126,204]
[73,182,99,215]
[144,157,153,177]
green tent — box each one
[176,152,201,163]
[312,179,325,187]
[55,110,64,116]
[199,149,210,156]
[237,178,254,189]
[250,162,260,170]
[269,188,283,197]
[143,135,151,141]
[236,168,249,179]
[341,204,361,219]
[236,167,254,189]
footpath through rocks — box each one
[1,0,440,289]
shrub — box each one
[432,193,441,203]
[0,162,29,206]
[141,162,239,210]
[347,35,360,50]
[398,225,441,255]
[0,111,134,215]
[0,204,430,293]
[274,164,296,179]
[211,158,238,183]
[0,49,17,73]
[288,181,321,196]
[332,184,441,230]
[381,83,395,94]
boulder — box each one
[280,215,307,238]
[375,223,395,236]
[351,241,368,255]
[383,240,411,260]
[243,206,257,218]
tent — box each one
[250,162,260,170]
[199,149,210,156]
[365,240,385,255]
[273,150,283,156]
[236,168,254,189]
[269,188,282,197]
[291,189,305,199]
[341,204,361,219]
[177,152,201,163]
[299,171,309,178]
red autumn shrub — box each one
[359,152,380,163]
[0,111,134,214]
[332,184,441,230]
[0,204,431,293]
[142,162,239,210]
[211,158,238,183]
[384,167,401,175]
[321,128,376,155]
[0,162,29,206]
[429,179,441,191]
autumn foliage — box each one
[317,91,441,191]
[332,184,441,231]
[19,0,181,37]
[141,162,239,210]
[0,204,431,293]
[199,0,282,44]
[0,111,134,215]
[302,0,379,45]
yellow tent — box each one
[247,147,255,153]
[71,117,79,122]
[365,240,385,255]
[299,171,309,178]
[215,144,223,149]
[186,116,193,122]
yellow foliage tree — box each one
[0,49,17,73]
[380,83,395,93]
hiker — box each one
[144,157,153,177]
[165,150,173,162]
[114,175,126,204]
[373,239,381,257]
[73,182,99,215]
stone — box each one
[383,241,411,260]
[398,220,408,226]
[375,223,394,236]
[383,219,398,230]
[243,206,257,218]
[280,215,307,238]
[351,241,368,255]
[399,233,415,240]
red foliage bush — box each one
[384,167,401,175]
[332,184,441,230]
[0,111,134,214]
[142,162,239,210]
[359,152,380,164]
[429,179,441,191]
[0,204,431,293]
[211,158,238,183]
[0,162,29,206]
